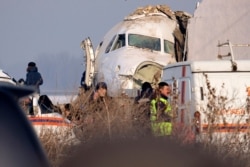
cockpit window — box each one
[111,34,125,51]
[105,35,116,53]
[164,39,175,56]
[128,34,161,51]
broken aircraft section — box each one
[81,5,191,97]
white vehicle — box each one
[0,69,16,85]
[25,95,78,144]
[162,44,250,142]
[161,0,250,142]
[81,5,190,97]
[0,69,79,144]
[0,82,50,167]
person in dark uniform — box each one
[25,62,43,94]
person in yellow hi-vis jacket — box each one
[150,82,172,136]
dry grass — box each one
[39,89,153,167]
[39,84,250,167]
[39,129,71,166]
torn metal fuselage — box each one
[82,6,182,97]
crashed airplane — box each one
[81,5,191,97]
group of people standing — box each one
[135,81,173,137]
[23,62,173,137]
[85,78,173,137]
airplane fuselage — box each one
[83,11,178,97]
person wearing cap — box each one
[25,62,43,94]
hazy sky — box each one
[0,0,198,93]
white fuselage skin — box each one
[93,13,177,97]
[0,69,16,85]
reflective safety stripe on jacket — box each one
[150,97,172,136]
[150,97,172,122]
[151,122,172,136]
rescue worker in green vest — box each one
[150,82,172,136]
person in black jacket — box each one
[134,82,153,104]
[25,62,43,94]
[80,71,88,91]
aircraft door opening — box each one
[133,62,163,89]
